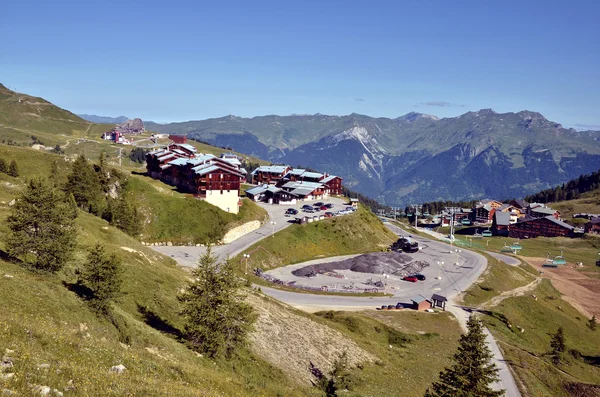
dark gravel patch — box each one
[292,252,430,277]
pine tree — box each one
[178,248,257,358]
[78,243,123,313]
[425,315,504,397]
[5,178,78,272]
[64,155,105,215]
[588,315,597,331]
[550,327,566,365]
[0,158,7,174]
[7,160,19,177]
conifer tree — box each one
[78,243,123,313]
[178,248,257,358]
[0,158,7,174]
[7,159,19,177]
[5,178,77,272]
[64,155,105,215]
[425,315,504,397]
[550,327,566,364]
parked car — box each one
[285,208,298,215]
[320,205,328,211]
[324,212,334,218]
[414,274,426,281]
[387,305,395,310]
[402,276,418,282]
[302,204,312,210]
[395,303,404,309]
[313,202,324,207]
[303,208,314,213]
[325,203,334,208]
[391,237,419,253]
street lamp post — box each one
[243,254,250,275]
[271,221,276,237]
[454,249,461,266]
[436,261,444,280]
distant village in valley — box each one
[400,198,598,239]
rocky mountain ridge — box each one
[148,109,600,205]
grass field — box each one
[233,205,397,272]
[311,310,463,397]
[551,189,600,220]
[126,175,268,245]
[479,280,600,396]
[461,254,537,307]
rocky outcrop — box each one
[114,118,144,134]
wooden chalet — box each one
[251,165,292,185]
[509,216,574,239]
[492,211,511,237]
[321,175,343,196]
[474,203,496,223]
[527,204,560,220]
[145,146,244,213]
[169,135,188,144]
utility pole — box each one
[271,221,276,237]
[243,254,250,275]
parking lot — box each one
[280,198,356,221]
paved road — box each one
[486,251,521,266]
[152,196,348,267]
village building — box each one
[431,294,447,311]
[584,217,600,234]
[510,199,528,210]
[473,203,496,224]
[508,216,574,239]
[146,144,245,214]
[527,203,561,219]
[251,165,293,185]
[411,295,432,311]
[169,134,188,144]
[492,211,512,236]
[247,166,343,204]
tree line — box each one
[525,168,600,204]
[0,157,19,177]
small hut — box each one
[431,294,448,311]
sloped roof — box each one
[252,165,290,174]
[157,153,176,162]
[174,143,197,153]
[167,157,190,166]
[281,181,324,190]
[494,211,511,226]
[287,169,306,176]
[301,171,323,179]
[532,206,557,215]
[545,216,574,230]
[246,185,269,195]
[411,294,431,304]
[291,187,319,196]
[321,175,341,184]
[512,199,528,208]
[431,294,447,302]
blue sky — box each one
[2,0,599,128]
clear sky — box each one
[2,0,599,128]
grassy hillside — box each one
[126,175,267,244]
[234,205,397,270]
[461,254,537,307]
[552,188,600,220]
[480,280,600,396]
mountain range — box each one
[145,111,600,206]
[77,114,129,124]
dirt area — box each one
[522,257,600,318]
[292,251,429,277]
[246,292,376,385]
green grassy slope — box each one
[0,211,309,396]
[481,280,600,396]
[551,188,600,220]
[235,205,397,270]
[127,175,268,244]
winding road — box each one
[153,206,521,396]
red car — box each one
[402,276,418,283]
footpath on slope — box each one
[398,222,522,397]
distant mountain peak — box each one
[397,112,439,122]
